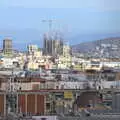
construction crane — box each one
[42,19,55,35]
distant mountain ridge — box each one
[72,37,120,58]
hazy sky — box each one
[0,0,120,50]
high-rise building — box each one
[3,39,12,55]
[43,34,49,55]
[63,45,71,57]
[43,33,63,56]
[27,45,38,54]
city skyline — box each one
[0,0,120,50]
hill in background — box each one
[72,37,120,58]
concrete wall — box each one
[57,81,95,89]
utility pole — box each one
[6,68,21,115]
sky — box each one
[0,0,120,50]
